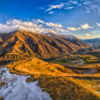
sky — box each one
[0,0,100,39]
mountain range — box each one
[83,38,100,44]
[0,30,88,58]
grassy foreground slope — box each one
[7,58,100,100]
[8,57,73,75]
[38,76,99,100]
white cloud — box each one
[45,2,75,14]
[83,0,100,14]
[96,23,100,26]
[0,19,94,36]
[0,19,68,34]
[86,33,90,37]
[45,0,100,14]
[67,27,80,31]
[81,24,92,30]
[67,23,93,31]
[64,6,74,10]
[0,19,56,33]
[48,11,54,14]
[36,19,44,24]
[45,22,62,28]
[36,19,62,28]
[36,20,93,32]
[46,3,65,12]
[56,28,68,32]
[91,31,96,34]
[70,0,78,5]
[83,1,91,5]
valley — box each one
[0,30,100,100]
[1,0,100,99]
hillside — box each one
[38,76,99,100]
[6,58,100,100]
[8,57,73,75]
[0,30,88,58]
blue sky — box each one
[0,0,100,39]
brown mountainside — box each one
[0,30,88,58]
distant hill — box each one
[0,30,88,58]
[83,38,100,44]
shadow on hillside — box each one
[74,77,100,80]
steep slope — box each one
[38,76,99,100]
[0,30,88,58]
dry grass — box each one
[7,57,73,76]
[6,57,100,100]
[37,76,100,100]
[25,75,100,100]
[73,77,100,98]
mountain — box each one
[43,32,57,37]
[0,30,88,58]
[83,38,100,44]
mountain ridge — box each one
[0,29,88,58]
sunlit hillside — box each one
[6,58,100,100]
[0,30,88,58]
[8,57,73,75]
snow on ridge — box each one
[43,32,57,36]
[0,67,52,100]
[63,34,76,40]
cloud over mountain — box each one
[0,18,93,39]
[67,24,92,31]
[81,24,92,30]
[0,19,67,34]
[67,27,80,31]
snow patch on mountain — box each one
[0,67,52,100]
